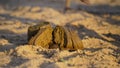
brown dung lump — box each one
[28,22,84,50]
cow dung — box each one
[28,22,84,50]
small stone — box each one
[58,58,65,62]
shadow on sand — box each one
[0,29,29,67]
[0,13,42,23]
[77,4,120,26]
[0,29,27,53]
[65,23,120,48]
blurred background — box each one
[0,0,120,68]
[0,0,120,13]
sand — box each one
[0,0,120,68]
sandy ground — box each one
[0,0,120,68]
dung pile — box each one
[28,21,83,50]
